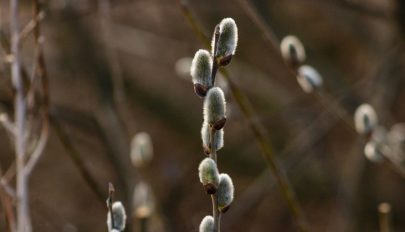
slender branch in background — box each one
[0,189,16,232]
[236,0,355,128]
[0,168,16,232]
[378,202,391,232]
[10,0,32,231]
[20,10,45,43]
[179,1,309,231]
[24,0,50,176]
[0,113,16,135]
[336,0,391,20]
[51,118,106,203]
[98,0,133,135]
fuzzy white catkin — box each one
[130,132,153,168]
[214,18,238,57]
[133,181,155,219]
[201,122,224,151]
[203,87,226,124]
[107,201,126,231]
[198,158,220,187]
[354,104,378,135]
[280,35,306,66]
[191,49,213,87]
[364,141,384,163]
[297,65,323,93]
[199,216,214,232]
[387,123,405,161]
[217,173,234,212]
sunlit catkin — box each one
[203,87,226,129]
[191,49,213,97]
[217,173,234,213]
[214,18,238,60]
[201,122,224,153]
[130,132,154,168]
[199,215,214,232]
[107,201,127,232]
[297,65,323,93]
[280,35,306,68]
[354,103,378,135]
[364,141,384,163]
[198,158,220,194]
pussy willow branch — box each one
[236,0,354,129]
[236,0,405,177]
[10,0,31,231]
[178,1,309,231]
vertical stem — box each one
[10,0,31,231]
[378,202,391,232]
[107,183,115,229]
[209,126,220,232]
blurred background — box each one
[0,0,404,231]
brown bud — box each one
[213,117,226,130]
[194,83,208,98]
[220,205,230,213]
[204,183,217,195]
[219,55,233,66]
[203,145,211,155]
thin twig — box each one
[0,190,16,232]
[336,0,391,20]
[51,118,106,203]
[107,182,116,229]
[24,123,48,175]
[10,0,31,231]
[0,113,16,135]
[20,11,45,43]
[24,0,50,176]
[178,1,309,231]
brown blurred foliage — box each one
[0,0,404,231]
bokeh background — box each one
[0,0,404,231]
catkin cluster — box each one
[280,35,405,171]
[190,18,237,232]
[354,104,405,166]
[280,35,323,93]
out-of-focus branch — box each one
[10,0,32,231]
[24,0,50,176]
[20,10,45,43]
[50,117,106,204]
[336,0,391,20]
[98,0,133,134]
